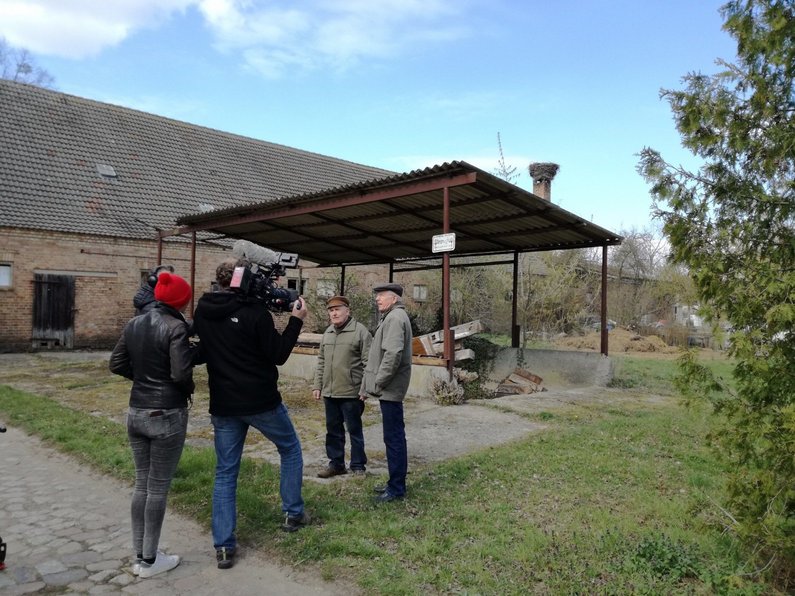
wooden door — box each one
[32,274,75,348]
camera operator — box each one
[192,257,309,571]
[133,264,175,316]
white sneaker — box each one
[131,559,143,576]
[138,552,181,578]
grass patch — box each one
[608,352,735,395]
[0,365,772,593]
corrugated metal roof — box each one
[172,161,622,267]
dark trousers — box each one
[324,397,367,471]
[379,399,407,496]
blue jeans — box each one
[211,403,304,549]
[379,400,407,497]
[323,397,367,471]
[127,407,188,559]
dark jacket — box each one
[133,284,156,316]
[109,303,194,409]
[192,291,304,416]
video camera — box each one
[230,240,300,312]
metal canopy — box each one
[164,161,622,266]
[160,160,622,362]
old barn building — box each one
[1,79,621,358]
[0,79,391,350]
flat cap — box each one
[373,282,403,297]
[326,295,350,308]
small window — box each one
[413,284,428,302]
[316,279,336,298]
[96,163,117,177]
[287,278,307,294]
[0,263,12,288]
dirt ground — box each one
[554,327,679,354]
[0,332,679,479]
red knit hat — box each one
[154,272,192,310]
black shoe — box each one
[350,468,366,476]
[317,466,347,479]
[373,484,388,494]
[282,511,311,533]
[373,490,404,503]
[216,546,235,570]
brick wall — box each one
[0,227,418,352]
[0,228,229,351]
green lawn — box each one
[0,353,771,594]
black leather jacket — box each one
[109,303,194,409]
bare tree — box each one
[0,37,55,88]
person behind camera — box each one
[312,295,373,478]
[191,258,309,570]
[361,283,413,503]
[109,272,194,579]
[133,264,175,315]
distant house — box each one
[672,303,705,329]
[0,80,391,350]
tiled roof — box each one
[0,79,393,240]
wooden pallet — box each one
[495,368,545,396]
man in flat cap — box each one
[313,295,373,478]
[361,282,413,502]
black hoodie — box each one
[193,291,303,416]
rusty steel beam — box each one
[160,172,478,239]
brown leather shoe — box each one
[317,466,347,479]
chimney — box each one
[528,162,559,201]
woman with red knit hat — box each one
[109,271,195,579]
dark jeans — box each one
[323,397,366,471]
[127,407,188,559]
[379,400,407,497]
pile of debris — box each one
[495,368,545,397]
[411,320,483,362]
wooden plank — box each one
[429,339,463,355]
[454,348,475,361]
[506,373,536,387]
[297,332,323,345]
[495,383,526,395]
[512,368,544,385]
[412,355,446,366]
[292,346,319,355]
[412,335,435,356]
[427,320,483,344]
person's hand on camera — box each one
[292,296,308,320]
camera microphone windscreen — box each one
[232,240,280,265]
[232,240,298,268]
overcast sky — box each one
[0,0,737,232]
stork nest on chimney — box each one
[528,162,559,181]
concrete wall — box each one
[489,347,614,388]
[279,346,613,400]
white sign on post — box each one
[432,233,456,253]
